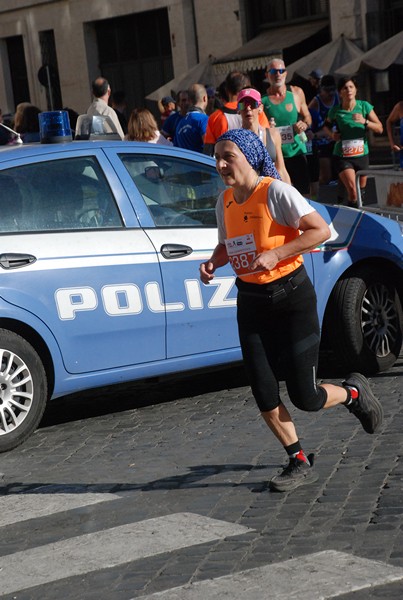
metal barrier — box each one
[356,169,403,219]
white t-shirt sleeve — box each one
[267,180,315,229]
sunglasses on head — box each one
[268,68,286,75]
[238,100,260,111]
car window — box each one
[0,156,123,233]
[119,153,225,227]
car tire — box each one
[0,330,48,452]
[323,267,402,374]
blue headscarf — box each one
[217,128,281,180]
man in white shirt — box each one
[87,78,124,140]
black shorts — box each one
[333,154,370,174]
[284,154,310,195]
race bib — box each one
[225,233,263,276]
[277,125,295,145]
[342,138,364,158]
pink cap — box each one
[237,88,261,104]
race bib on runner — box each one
[225,233,264,277]
[277,125,295,145]
[342,138,364,158]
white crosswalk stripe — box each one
[0,491,120,527]
[0,512,252,596]
[2,494,403,599]
[138,550,403,599]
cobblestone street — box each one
[0,354,402,599]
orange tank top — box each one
[223,178,303,284]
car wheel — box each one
[0,330,48,452]
[324,267,402,374]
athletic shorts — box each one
[332,154,370,174]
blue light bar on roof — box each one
[39,110,72,143]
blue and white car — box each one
[0,140,402,452]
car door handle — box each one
[160,244,193,259]
[0,253,37,269]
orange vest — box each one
[223,178,303,284]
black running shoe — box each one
[343,372,383,434]
[269,453,318,492]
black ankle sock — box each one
[285,441,302,456]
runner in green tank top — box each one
[261,58,312,195]
[262,91,306,158]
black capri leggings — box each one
[236,265,328,413]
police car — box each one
[0,125,402,451]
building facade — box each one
[0,0,401,126]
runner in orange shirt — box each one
[200,128,383,492]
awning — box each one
[146,56,222,102]
[213,20,328,75]
[335,30,403,75]
[285,35,364,81]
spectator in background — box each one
[325,77,383,206]
[158,96,176,128]
[161,90,190,144]
[175,84,208,153]
[204,70,270,155]
[15,104,41,143]
[13,102,32,131]
[111,91,128,135]
[87,77,124,140]
[126,107,172,145]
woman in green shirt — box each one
[326,77,383,206]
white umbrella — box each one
[146,56,222,102]
[285,35,364,81]
[335,30,403,75]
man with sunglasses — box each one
[262,59,311,195]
